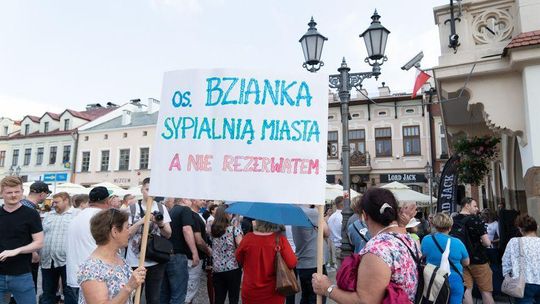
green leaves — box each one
[453,136,500,185]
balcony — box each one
[349,151,371,171]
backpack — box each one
[392,234,451,304]
[449,215,473,257]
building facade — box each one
[0,108,113,182]
[326,85,442,199]
[74,98,159,188]
[433,0,540,215]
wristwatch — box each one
[326,284,337,298]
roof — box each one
[40,112,60,121]
[8,129,73,139]
[329,93,423,108]
[84,111,159,131]
[22,115,40,123]
[504,30,540,53]
[61,107,116,121]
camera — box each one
[152,211,164,222]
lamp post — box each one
[424,162,433,207]
[299,10,390,258]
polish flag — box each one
[412,69,431,98]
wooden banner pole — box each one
[134,196,154,304]
[316,205,324,304]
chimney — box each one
[378,82,391,97]
[122,110,132,126]
[147,98,160,114]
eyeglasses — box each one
[109,208,118,229]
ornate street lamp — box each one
[299,17,328,72]
[300,10,390,259]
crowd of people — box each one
[1,174,540,304]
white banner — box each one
[150,69,328,205]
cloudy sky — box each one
[0,0,449,120]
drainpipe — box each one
[71,130,79,183]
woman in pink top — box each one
[312,188,419,303]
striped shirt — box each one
[41,207,77,269]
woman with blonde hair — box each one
[235,220,296,304]
[421,212,469,304]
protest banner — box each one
[149,69,328,205]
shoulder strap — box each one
[129,204,136,223]
[390,233,420,264]
[518,238,525,273]
[353,221,369,243]
[432,234,463,280]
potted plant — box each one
[453,135,500,185]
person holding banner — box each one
[78,209,147,304]
[126,178,172,304]
[236,220,297,304]
[312,188,419,303]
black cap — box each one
[89,186,110,202]
[30,181,51,194]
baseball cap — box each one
[89,186,110,202]
[30,181,51,194]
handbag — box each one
[146,233,173,263]
[336,253,362,291]
[274,234,299,296]
[501,238,526,298]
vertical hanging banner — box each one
[437,154,460,213]
[150,69,328,205]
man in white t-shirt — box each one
[64,186,111,304]
[127,177,172,304]
[327,196,343,267]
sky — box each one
[0,0,450,120]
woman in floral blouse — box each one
[77,209,146,304]
[211,205,243,304]
[502,214,540,303]
[312,188,419,303]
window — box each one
[349,129,366,154]
[49,146,57,164]
[81,152,90,172]
[405,108,415,114]
[44,122,49,133]
[375,128,392,157]
[104,134,108,140]
[378,111,387,116]
[352,113,360,118]
[23,148,31,166]
[84,136,89,141]
[0,151,5,167]
[440,124,449,159]
[36,147,44,165]
[3,126,8,136]
[63,145,71,163]
[12,149,19,166]
[119,149,130,170]
[327,131,339,159]
[142,131,148,136]
[24,124,30,135]
[100,150,110,171]
[64,119,70,131]
[139,148,150,170]
[123,132,128,138]
[328,115,335,120]
[403,126,421,156]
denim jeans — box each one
[63,286,79,304]
[516,283,540,304]
[161,254,189,304]
[41,265,67,304]
[0,273,36,304]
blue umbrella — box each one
[225,202,314,228]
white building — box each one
[433,0,540,215]
[326,85,439,195]
[74,98,159,188]
[0,117,20,176]
[0,107,114,182]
